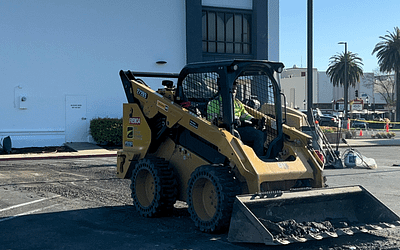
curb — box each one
[0,152,117,161]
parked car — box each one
[352,120,368,129]
[317,115,339,127]
[299,110,339,127]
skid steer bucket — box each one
[228,185,400,245]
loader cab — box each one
[176,59,285,159]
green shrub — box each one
[90,118,123,145]
[320,126,338,133]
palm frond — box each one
[326,51,364,87]
[372,27,400,73]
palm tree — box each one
[372,27,400,121]
[326,51,364,119]
[326,51,364,87]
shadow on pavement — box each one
[0,205,392,250]
[0,205,214,250]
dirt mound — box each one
[260,218,353,241]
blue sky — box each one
[280,0,399,73]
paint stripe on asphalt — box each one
[0,204,60,222]
[0,195,60,213]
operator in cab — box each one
[207,81,265,156]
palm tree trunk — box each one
[396,70,400,121]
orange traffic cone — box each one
[359,130,363,136]
[386,123,389,132]
[347,118,350,130]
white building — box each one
[281,67,386,115]
[318,72,374,104]
[1,0,280,148]
[318,72,387,115]
[280,66,318,110]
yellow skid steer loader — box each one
[116,60,400,245]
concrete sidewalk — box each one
[0,142,117,161]
[1,138,399,161]
[338,137,400,147]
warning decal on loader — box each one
[136,88,148,99]
[129,117,141,125]
[127,127,134,138]
[127,127,143,140]
[157,100,169,112]
[189,119,198,129]
[124,141,133,147]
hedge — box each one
[90,118,123,145]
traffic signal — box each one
[355,90,358,97]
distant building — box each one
[280,66,318,110]
[1,0,280,148]
[280,67,388,117]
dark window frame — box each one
[202,7,253,57]
[186,0,268,63]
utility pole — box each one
[307,0,313,126]
[338,42,348,120]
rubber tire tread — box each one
[130,157,177,217]
[187,164,241,233]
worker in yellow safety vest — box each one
[207,82,265,156]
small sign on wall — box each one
[352,103,363,111]
[14,85,28,110]
[70,104,82,109]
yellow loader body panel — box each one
[116,103,151,179]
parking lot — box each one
[1,145,400,250]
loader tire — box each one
[130,157,177,217]
[187,164,241,233]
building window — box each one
[202,8,252,55]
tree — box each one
[363,70,396,107]
[372,27,400,121]
[326,51,364,119]
[326,51,364,87]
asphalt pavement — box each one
[2,139,400,249]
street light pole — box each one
[338,42,348,121]
[307,0,314,126]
